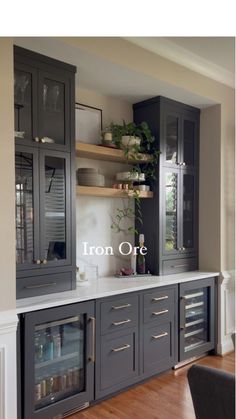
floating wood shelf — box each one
[76,186,153,199]
[76,142,153,164]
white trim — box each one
[0,310,18,419]
[217,334,235,355]
[125,37,235,88]
[0,348,5,419]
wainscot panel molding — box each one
[0,310,18,419]
[217,270,235,355]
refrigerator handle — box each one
[88,316,96,363]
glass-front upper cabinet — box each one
[15,147,39,269]
[179,278,215,361]
[23,301,95,419]
[164,112,181,166]
[183,116,197,169]
[14,59,71,151]
[38,70,70,151]
[182,172,196,253]
[163,169,180,254]
[14,63,37,145]
[39,151,71,267]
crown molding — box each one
[125,37,235,89]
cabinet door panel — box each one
[162,168,181,255]
[38,70,70,151]
[39,150,71,267]
[15,146,40,270]
[182,115,198,169]
[14,62,38,146]
[179,278,215,361]
[143,322,173,374]
[182,171,197,253]
[163,111,181,166]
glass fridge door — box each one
[183,287,208,353]
[163,169,181,254]
[34,315,85,410]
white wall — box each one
[75,87,134,276]
[0,38,15,310]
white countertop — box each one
[16,271,219,314]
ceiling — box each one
[14,37,235,108]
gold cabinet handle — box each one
[112,319,131,326]
[152,309,169,316]
[171,264,188,268]
[152,296,168,302]
[112,344,131,353]
[112,303,131,310]
[152,332,168,340]
[88,316,96,362]
[34,259,41,265]
[33,137,40,143]
[40,137,55,144]
[41,259,48,264]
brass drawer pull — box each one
[112,344,131,352]
[112,319,131,326]
[112,303,131,310]
[152,296,168,302]
[25,282,56,289]
[152,309,169,316]
[152,332,168,340]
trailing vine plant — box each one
[108,120,160,235]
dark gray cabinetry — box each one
[179,277,215,361]
[95,293,139,399]
[133,96,199,275]
[14,46,76,298]
[20,301,95,419]
[141,286,178,376]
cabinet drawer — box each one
[162,258,197,275]
[144,288,174,324]
[16,272,73,298]
[100,329,138,391]
[143,322,172,373]
[100,295,138,335]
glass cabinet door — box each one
[182,172,196,252]
[164,113,181,166]
[39,151,71,266]
[163,169,180,254]
[15,148,39,268]
[14,63,37,145]
[38,71,70,150]
[183,117,196,168]
[179,278,215,361]
[34,315,85,410]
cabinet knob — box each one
[40,138,46,143]
[182,247,186,251]
[34,259,41,265]
[182,162,186,166]
[41,259,48,264]
[34,137,40,143]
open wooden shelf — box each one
[76,142,153,164]
[76,186,153,199]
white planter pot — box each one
[121,135,141,148]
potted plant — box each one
[105,120,154,150]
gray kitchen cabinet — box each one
[95,293,139,399]
[141,285,178,377]
[133,96,200,275]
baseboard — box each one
[217,333,235,355]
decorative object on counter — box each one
[76,267,87,286]
[131,248,137,275]
[116,267,134,276]
[85,264,98,281]
[137,234,146,274]
[77,168,105,187]
[75,103,102,145]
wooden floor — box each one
[69,352,235,419]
